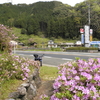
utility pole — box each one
[88,2,91,26]
[84,1,91,47]
[88,1,93,42]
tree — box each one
[26,18,39,35]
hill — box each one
[0,0,100,40]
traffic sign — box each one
[80,28,84,33]
[90,29,93,34]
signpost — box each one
[84,25,90,47]
[80,28,84,33]
[80,28,84,45]
[90,29,93,35]
[90,29,93,42]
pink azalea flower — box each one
[97,58,100,63]
[53,81,62,89]
[86,74,92,80]
[82,88,90,95]
[61,75,66,81]
[50,95,60,100]
[23,77,27,80]
[94,74,100,81]
[90,85,96,92]
[72,70,77,74]
[74,76,80,80]
[73,95,80,100]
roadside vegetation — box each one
[0,25,38,99]
[0,24,59,99]
[40,66,58,81]
[0,52,58,99]
[0,53,40,99]
[65,47,98,51]
[0,53,58,99]
[41,58,100,100]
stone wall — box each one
[6,68,41,100]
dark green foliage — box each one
[21,28,27,34]
[0,0,100,39]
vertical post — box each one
[88,2,91,26]
[13,44,15,54]
[80,28,85,46]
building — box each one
[48,40,57,48]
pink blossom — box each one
[23,77,27,80]
[72,95,80,100]
[61,75,66,81]
[72,70,77,74]
[74,76,80,80]
[90,85,96,92]
[53,81,62,89]
[97,58,100,63]
[68,80,75,85]
[82,88,90,95]
[50,95,60,100]
[94,74,100,81]
[86,74,92,80]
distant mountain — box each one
[0,0,100,39]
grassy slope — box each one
[11,27,75,46]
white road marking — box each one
[62,58,73,60]
[44,56,73,61]
[44,56,52,58]
[18,54,24,55]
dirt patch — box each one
[34,80,54,100]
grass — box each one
[11,27,49,46]
[40,66,58,80]
[0,65,58,100]
[0,79,23,100]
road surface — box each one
[15,50,100,67]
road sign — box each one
[90,29,93,34]
[84,25,90,47]
[80,28,84,33]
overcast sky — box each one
[0,0,85,6]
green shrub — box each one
[0,53,39,84]
[66,47,98,51]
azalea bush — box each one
[0,53,39,84]
[0,24,16,52]
[41,58,100,100]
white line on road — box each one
[44,56,73,61]
[18,54,24,55]
[62,58,73,60]
[44,56,52,58]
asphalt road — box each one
[15,50,100,67]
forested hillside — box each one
[0,0,100,40]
